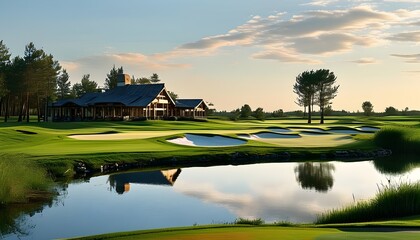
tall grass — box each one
[374,126,420,154]
[0,155,52,205]
[316,182,420,224]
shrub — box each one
[374,127,420,154]
[234,218,265,225]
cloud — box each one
[163,6,406,63]
[385,0,420,2]
[291,33,377,54]
[252,50,321,64]
[388,31,420,42]
[61,61,80,71]
[63,53,190,72]
[62,4,420,75]
[391,53,420,63]
[302,0,338,6]
[350,57,379,64]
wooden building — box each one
[51,74,208,121]
[175,99,208,118]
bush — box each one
[374,127,420,154]
[234,218,264,225]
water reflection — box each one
[0,184,66,239]
[2,160,420,239]
[108,169,182,194]
[373,155,420,175]
[294,162,335,192]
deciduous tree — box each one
[253,107,265,120]
[362,101,374,116]
[240,104,252,118]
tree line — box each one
[0,41,172,122]
[0,41,61,122]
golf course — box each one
[1,116,420,239]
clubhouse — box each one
[51,74,208,121]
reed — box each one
[0,155,52,205]
[316,182,420,224]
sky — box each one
[1,0,420,112]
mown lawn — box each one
[0,116,418,177]
[70,216,420,240]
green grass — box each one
[316,182,420,224]
[374,126,420,154]
[68,217,420,240]
[0,155,53,205]
[0,116,417,177]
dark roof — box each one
[108,169,182,194]
[175,99,207,109]
[52,92,102,107]
[53,84,171,107]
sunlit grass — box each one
[374,126,420,154]
[0,155,52,205]
[316,182,420,224]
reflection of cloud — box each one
[350,57,379,64]
[175,182,344,222]
[391,53,420,63]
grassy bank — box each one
[374,126,420,154]
[0,117,388,176]
[69,217,420,240]
[316,182,420,224]
[0,155,52,205]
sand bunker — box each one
[167,134,246,147]
[356,126,380,132]
[237,134,258,140]
[267,128,292,133]
[327,129,362,134]
[254,132,301,139]
[289,128,327,133]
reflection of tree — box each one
[294,162,335,192]
[373,155,419,175]
[0,185,64,238]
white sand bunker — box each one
[167,134,246,147]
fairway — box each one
[71,225,420,240]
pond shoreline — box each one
[75,148,392,177]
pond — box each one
[2,160,420,240]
